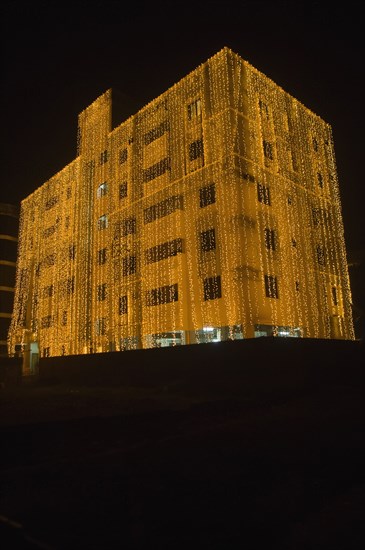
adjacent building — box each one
[0,203,19,356]
[8,47,354,364]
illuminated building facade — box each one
[8,47,354,363]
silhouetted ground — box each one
[0,343,364,549]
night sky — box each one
[1,0,364,256]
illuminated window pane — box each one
[187,98,202,121]
[95,318,106,336]
[98,214,108,230]
[97,182,108,197]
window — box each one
[189,139,204,161]
[119,295,128,315]
[332,286,338,306]
[98,248,107,265]
[295,281,300,292]
[118,217,136,237]
[200,228,216,252]
[65,216,70,229]
[61,310,67,326]
[259,99,269,120]
[265,275,279,299]
[100,150,109,164]
[264,228,276,251]
[292,238,297,248]
[44,254,56,267]
[312,137,318,152]
[43,347,50,358]
[143,120,169,145]
[97,283,107,301]
[119,148,128,164]
[122,255,137,276]
[98,214,108,230]
[312,208,322,228]
[316,245,326,266]
[43,284,54,298]
[187,98,202,121]
[44,224,57,238]
[45,196,59,210]
[41,315,53,329]
[66,187,72,199]
[143,157,171,182]
[257,183,271,206]
[119,182,128,199]
[144,195,184,224]
[97,182,108,197]
[146,283,178,306]
[65,276,75,295]
[317,172,324,189]
[203,276,222,301]
[145,238,183,264]
[69,244,76,260]
[95,318,106,336]
[263,140,274,160]
[199,183,216,208]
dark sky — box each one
[1,1,364,253]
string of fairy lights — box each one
[8,47,354,359]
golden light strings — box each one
[8,47,354,361]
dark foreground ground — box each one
[0,343,364,550]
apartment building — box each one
[8,47,354,365]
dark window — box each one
[144,195,184,224]
[41,315,53,329]
[119,182,128,199]
[43,224,57,238]
[98,214,108,230]
[44,254,56,267]
[143,120,169,145]
[264,228,276,251]
[189,139,204,161]
[257,183,271,205]
[199,183,216,208]
[66,187,72,199]
[65,276,75,295]
[200,229,216,252]
[187,98,202,121]
[259,99,269,119]
[143,157,171,182]
[118,217,136,237]
[119,148,128,164]
[145,238,183,264]
[287,195,292,205]
[295,281,300,292]
[263,140,273,160]
[97,283,107,301]
[122,255,137,276]
[69,244,76,260]
[119,295,128,315]
[45,196,59,210]
[146,283,178,306]
[332,286,338,305]
[317,172,323,188]
[65,216,70,229]
[312,208,321,227]
[43,284,54,298]
[316,245,326,266]
[43,347,50,357]
[292,238,297,248]
[100,150,109,164]
[203,275,222,301]
[313,137,318,152]
[265,275,279,299]
[98,248,107,265]
[61,310,67,326]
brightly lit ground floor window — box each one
[254,324,302,338]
